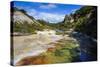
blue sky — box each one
[12,1,83,23]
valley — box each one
[11,3,97,66]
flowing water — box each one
[12,31,97,65]
[71,32,97,62]
[13,31,63,65]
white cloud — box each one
[27,9,37,16]
[26,9,65,23]
[35,12,65,23]
[39,4,57,9]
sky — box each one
[11,1,82,23]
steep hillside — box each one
[58,6,97,39]
[11,7,50,34]
[73,6,97,39]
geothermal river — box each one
[13,31,63,65]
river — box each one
[13,31,63,65]
[71,32,97,62]
[12,30,97,65]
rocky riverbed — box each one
[12,30,97,66]
[13,31,65,65]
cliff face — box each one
[13,10,35,24]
